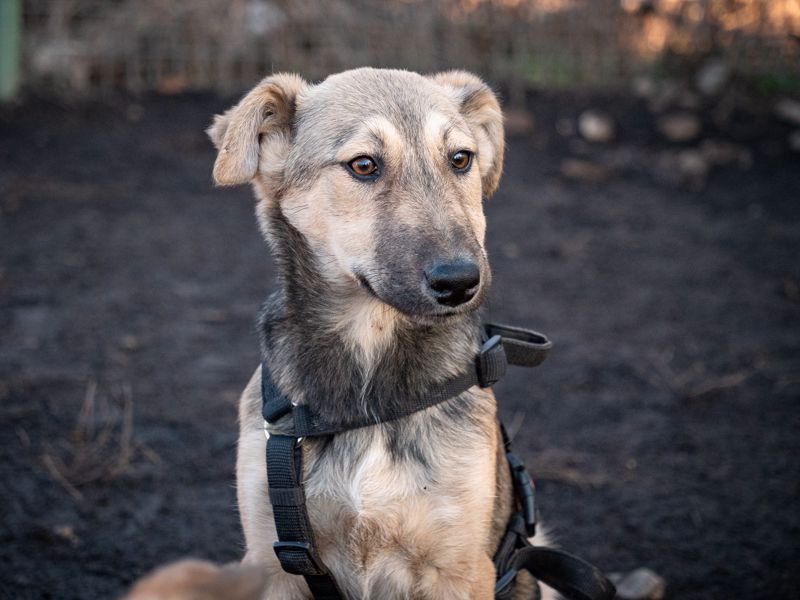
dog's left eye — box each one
[346,156,380,180]
[450,150,473,172]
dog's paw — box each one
[123,559,267,600]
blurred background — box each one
[1,1,799,599]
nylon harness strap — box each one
[262,327,550,436]
[497,546,617,600]
[492,424,615,600]
[266,434,345,599]
[262,323,614,600]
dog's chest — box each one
[302,411,497,597]
[307,424,459,533]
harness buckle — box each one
[273,540,328,576]
[476,334,507,387]
[263,397,293,424]
[263,420,304,445]
[507,451,537,537]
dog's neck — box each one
[258,206,483,427]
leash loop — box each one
[503,546,617,600]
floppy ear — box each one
[207,73,308,186]
[430,71,505,197]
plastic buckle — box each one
[262,397,293,424]
[273,540,328,576]
[476,334,507,387]
[507,451,537,537]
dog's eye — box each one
[346,156,379,179]
[450,150,473,172]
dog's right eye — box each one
[346,156,380,180]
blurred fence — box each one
[17,0,800,97]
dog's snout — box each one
[424,260,481,307]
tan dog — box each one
[128,68,553,600]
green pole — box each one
[0,0,22,102]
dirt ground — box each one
[1,90,798,600]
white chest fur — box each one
[303,417,497,598]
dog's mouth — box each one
[356,273,379,300]
[355,271,480,323]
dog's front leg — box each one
[237,369,312,600]
[240,552,310,600]
[471,553,499,599]
[416,553,496,600]
[238,424,312,600]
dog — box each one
[128,68,554,600]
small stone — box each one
[560,158,611,182]
[504,108,535,136]
[620,0,653,14]
[789,130,800,153]
[695,59,730,96]
[53,524,79,546]
[657,112,702,142]
[775,99,800,126]
[614,568,666,600]
[578,110,615,143]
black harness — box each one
[261,323,616,600]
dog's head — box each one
[208,68,504,324]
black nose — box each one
[425,260,481,307]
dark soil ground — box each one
[1,90,798,600]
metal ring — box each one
[263,420,303,445]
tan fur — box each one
[208,73,308,186]
[337,116,407,166]
[128,69,557,600]
[124,559,268,600]
[332,292,399,378]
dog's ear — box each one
[430,71,505,197]
[207,73,308,186]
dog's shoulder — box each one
[238,366,263,432]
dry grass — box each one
[633,349,764,401]
[41,379,160,501]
